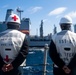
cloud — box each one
[2,5,9,8]
[48,7,67,16]
[27,6,42,14]
[67,11,76,18]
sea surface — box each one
[22,48,53,75]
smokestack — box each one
[5,9,13,22]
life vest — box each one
[52,30,76,65]
[0,29,25,64]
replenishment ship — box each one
[0,9,52,47]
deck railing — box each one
[20,44,53,75]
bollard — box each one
[43,44,49,75]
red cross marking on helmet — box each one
[4,55,9,62]
[12,15,18,21]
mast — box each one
[16,7,23,21]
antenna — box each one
[36,28,38,36]
[53,24,57,34]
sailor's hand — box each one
[62,65,71,74]
[5,64,13,71]
[2,64,13,72]
[2,64,7,72]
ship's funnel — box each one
[5,9,13,22]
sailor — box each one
[49,15,76,75]
[0,13,28,75]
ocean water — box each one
[23,48,53,75]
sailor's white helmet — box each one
[6,14,20,24]
[59,15,72,25]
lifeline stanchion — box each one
[43,44,49,75]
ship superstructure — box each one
[20,18,31,35]
[5,9,13,23]
[40,20,43,38]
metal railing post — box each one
[43,44,49,75]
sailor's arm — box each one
[11,37,29,68]
[0,55,5,69]
[68,54,76,69]
[49,40,65,69]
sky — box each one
[0,0,76,36]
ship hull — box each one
[28,40,51,47]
